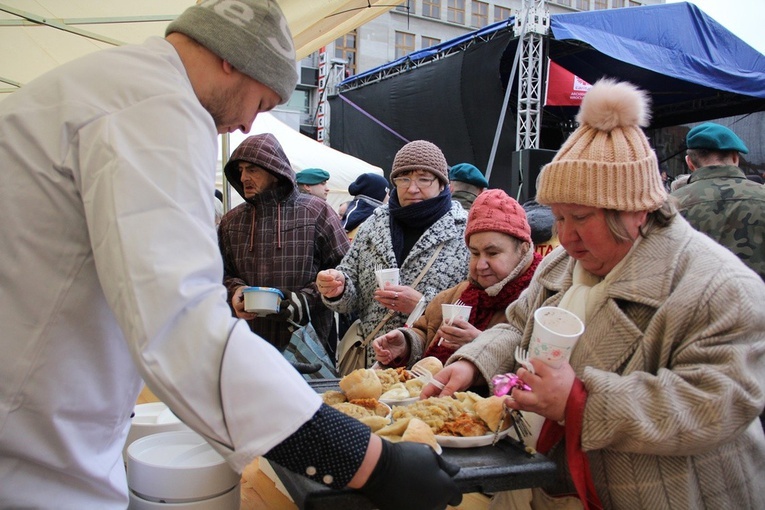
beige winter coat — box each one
[455,215,765,509]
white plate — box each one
[380,396,419,407]
[127,430,239,502]
[435,428,510,448]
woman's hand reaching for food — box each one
[372,330,408,366]
[316,269,345,298]
[419,360,479,399]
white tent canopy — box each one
[0,0,403,99]
[222,113,384,211]
[0,0,394,212]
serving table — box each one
[268,379,557,510]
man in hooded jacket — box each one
[218,134,350,355]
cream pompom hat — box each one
[536,79,667,211]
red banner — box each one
[544,59,592,106]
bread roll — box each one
[339,368,383,400]
[412,356,443,376]
[402,418,440,452]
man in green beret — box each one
[672,122,765,282]
[448,163,489,210]
[296,167,330,200]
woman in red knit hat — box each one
[372,189,542,367]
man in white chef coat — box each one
[0,1,462,509]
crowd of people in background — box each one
[215,86,765,510]
[212,76,765,507]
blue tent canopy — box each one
[549,2,765,100]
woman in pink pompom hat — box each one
[423,79,765,510]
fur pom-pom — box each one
[576,78,651,132]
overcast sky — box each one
[665,0,764,54]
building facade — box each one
[284,0,664,140]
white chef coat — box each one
[0,37,320,508]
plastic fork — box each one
[448,299,467,325]
[514,345,535,375]
[405,297,427,328]
[411,365,445,391]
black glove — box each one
[270,290,309,325]
[359,439,462,510]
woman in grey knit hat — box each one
[317,140,470,370]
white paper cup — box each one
[375,268,400,289]
[529,306,584,368]
[441,303,472,325]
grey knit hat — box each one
[166,0,298,104]
[390,140,449,185]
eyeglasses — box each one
[392,176,437,189]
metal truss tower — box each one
[514,0,550,150]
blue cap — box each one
[296,168,330,185]
[448,163,489,188]
[348,173,389,201]
[686,123,749,154]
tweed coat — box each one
[323,201,470,366]
[455,215,765,509]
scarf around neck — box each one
[388,187,453,266]
[423,250,542,364]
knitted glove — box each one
[271,290,310,326]
[359,440,462,510]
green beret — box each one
[448,163,489,188]
[686,123,749,154]
[296,168,330,185]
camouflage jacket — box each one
[451,190,478,210]
[671,164,765,280]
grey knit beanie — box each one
[390,140,449,185]
[166,0,298,104]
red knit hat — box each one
[465,189,531,244]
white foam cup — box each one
[243,287,283,314]
[529,306,584,368]
[441,303,472,325]
[375,268,400,289]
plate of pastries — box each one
[322,358,513,451]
